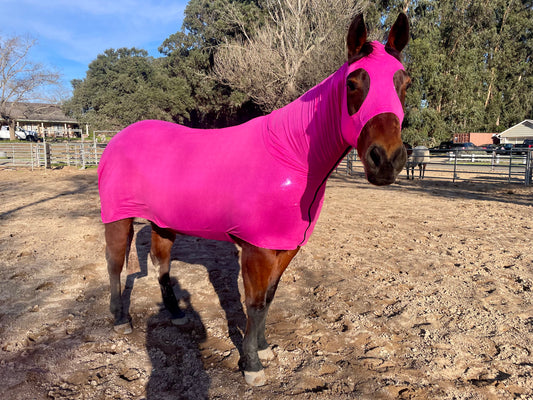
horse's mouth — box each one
[363,145,406,186]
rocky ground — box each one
[0,167,532,399]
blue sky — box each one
[0,0,188,96]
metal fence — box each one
[1,141,532,185]
[338,148,532,185]
[0,142,104,169]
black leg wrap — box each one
[239,352,263,373]
[159,274,184,319]
[240,306,267,372]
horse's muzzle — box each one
[364,144,407,185]
[357,113,407,186]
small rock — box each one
[120,367,141,382]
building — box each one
[453,132,498,146]
[499,120,533,144]
[0,102,80,138]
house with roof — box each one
[499,120,533,144]
[0,102,80,138]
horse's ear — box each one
[386,13,410,53]
[347,14,367,60]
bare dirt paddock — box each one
[0,167,532,400]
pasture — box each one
[0,168,532,399]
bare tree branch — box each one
[214,0,366,111]
[0,35,61,138]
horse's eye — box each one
[347,80,356,91]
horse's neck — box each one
[265,67,349,179]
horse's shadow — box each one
[122,228,244,348]
[136,225,246,350]
[121,224,246,396]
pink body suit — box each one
[98,42,405,250]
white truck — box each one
[0,126,39,141]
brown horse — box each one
[100,13,410,386]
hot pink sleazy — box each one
[98,42,404,250]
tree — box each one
[64,48,193,130]
[0,35,61,139]
[401,0,532,144]
[214,0,365,112]
[159,0,265,127]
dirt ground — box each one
[0,167,532,400]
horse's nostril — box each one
[392,146,407,168]
[369,147,381,168]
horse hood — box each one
[341,41,405,146]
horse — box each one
[406,145,430,179]
[98,13,411,386]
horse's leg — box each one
[105,218,134,334]
[237,240,299,386]
[421,163,426,179]
[150,222,187,325]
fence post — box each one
[44,142,51,169]
[508,151,513,183]
[452,150,458,182]
[81,136,86,169]
[525,150,532,186]
[346,150,353,175]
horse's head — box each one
[342,13,411,186]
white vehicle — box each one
[0,126,39,141]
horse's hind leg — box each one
[105,218,134,334]
[150,223,186,325]
[237,239,299,386]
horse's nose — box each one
[365,143,406,185]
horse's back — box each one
[412,146,430,164]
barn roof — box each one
[500,120,533,139]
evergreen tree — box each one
[64,48,192,130]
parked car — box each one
[515,139,533,155]
[447,142,483,153]
[450,142,477,150]
[0,126,39,141]
[480,144,499,153]
[429,141,454,153]
[496,143,514,155]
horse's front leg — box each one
[105,218,134,334]
[150,223,187,325]
[238,240,299,386]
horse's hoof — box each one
[257,347,275,361]
[171,316,188,326]
[113,322,133,335]
[244,369,266,386]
